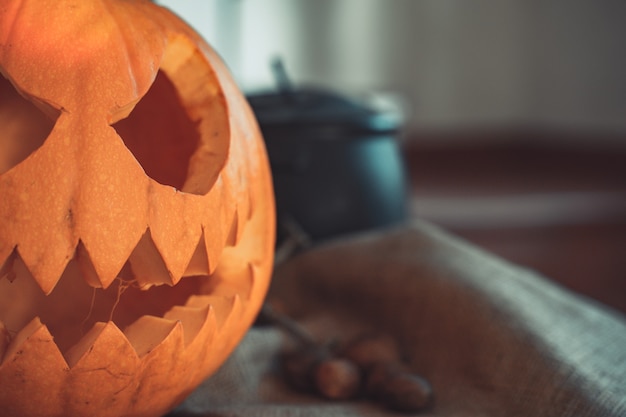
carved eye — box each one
[112,37,230,196]
[0,75,60,176]
[113,70,200,193]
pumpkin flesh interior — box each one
[113,70,200,194]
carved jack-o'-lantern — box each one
[0,1,275,416]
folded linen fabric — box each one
[172,220,626,417]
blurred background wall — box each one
[156,1,626,314]
[157,0,626,143]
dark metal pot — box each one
[247,81,409,245]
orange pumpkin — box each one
[0,1,275,416]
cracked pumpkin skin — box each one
[0,1,275,416]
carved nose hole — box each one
[113,70,199,193]
[0,75,59,176]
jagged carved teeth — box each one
[0,226,253,369]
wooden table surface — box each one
[402,130,626,314]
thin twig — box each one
[258,304,316,346]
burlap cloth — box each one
[169,220,626,416]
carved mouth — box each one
[0,222,256,368]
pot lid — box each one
[246,59,402,136]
